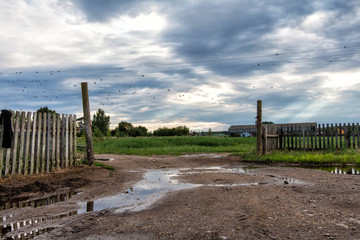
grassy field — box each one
[239,148,360,166]
[79,136,360,165]
[79,136,256,156]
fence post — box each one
[256,100,263,156]
[81,82,94,166]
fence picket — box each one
[30,112,37,175]
[24,112,32,175]
[18,112,26,174]
[11,111,20,175]
[357,123,360,148]
[41,113,47,173]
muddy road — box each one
[1,153,360,239]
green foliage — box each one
[112,121,148,137]
[94,162,115,170]
[92,108,110,136]
[239,148,360,166]
[37,106,57,115]
[153,126,189,136]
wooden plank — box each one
[310,127,314,150]
[290,125,294,150]
[51,113,56,171]
[306,129,309,150]
[287,126,290,150]
[347,123,351,148]
[330,123,334,149]
[357,123,360,148]
[352,123,356,149]
[262,125,267,154]
[317,124,321,150]
[30,112,37,175]
[335,123,338,149]
[322,124,326,150]
[11,111,20,175]
[56,115,60,169]
[41,113,47,173]
[326,124,330,149]
[73,115,77,166]
[339,123,343,148]
[256,100,263,155]
[302,130,305,150]
[65,114,69,168]
[18,112,26,174]
[46,113,51,172]
[69,115,73,167]
[294,125,298,150]
[36,112,42,174]
[61,114,65,168]
[24,112,32,175]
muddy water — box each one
[78,168,201,214]
[0,165,304,239]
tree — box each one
[208,128,213,136]
[153,126,189,136]
[37,106,57,115]
[92,108,110,136]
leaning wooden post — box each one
[256,100,263,156]
[81,82,94,166]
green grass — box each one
[78,135,360,166]
[239,148,360,166]
[94,162,116,170]
[78,136,255,156]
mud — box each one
[1,153,360,239]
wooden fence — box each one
[0,111,77,177]
[262,123,360,153]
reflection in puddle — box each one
[0,211,77,239]
[0,192,79,212]
[305,166,360,175]
[79,169,201,214]
[0,191,79,239]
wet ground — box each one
[1,153,360,239]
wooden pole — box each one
[256,100,263,156]
[81,82,94,166]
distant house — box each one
[228,125,257,137]
[228,122,317,136]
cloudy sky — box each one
[1,0,360,131]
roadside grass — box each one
[239,148,360,166]
[78,136,255,156]
[78,136,360,166]
[94,162,116,171]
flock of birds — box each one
[0,68,291,109]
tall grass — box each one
[239,148,360,166]
[79,136,256,156]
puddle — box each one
[0,165,306,239]
[1,226,55,240]
[77,166,300,214]
[0,192,80,212]
[305,166,360,175]
[78,169,201,214]
[0,211,76,239]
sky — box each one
[1,0,360,132]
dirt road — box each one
[1,153,360,239]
